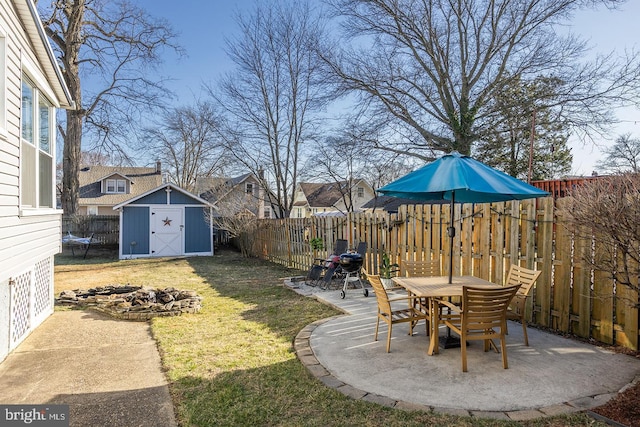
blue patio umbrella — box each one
[377,151,549,283]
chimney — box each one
[156,161,161,174]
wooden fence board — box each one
[552,202,572,332]
[507,200,520,275]
[492,202,506,284]
[405,204,415,261]
[536,197,554,327]
[432,205,442,268]
[390,212,400,266]
[452,203,462,277]
[460,203,473,276]
[573,231,592,338]
[441,203,451,278]
[478,204,491,280]
[615,255,639,350]
[522,200,536,266]
[592,268,614,344]
[414,205,424,261]
[471,204,481,278]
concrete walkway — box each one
[0,310,176,427]
[288,279,640,422]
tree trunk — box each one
[58,1,85,216]
[61,110,82,215]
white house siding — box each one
[0,0,70,362]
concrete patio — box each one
[286,279,640,421]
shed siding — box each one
[122,207,150,255]
[185,207,211,253]
[132,191,167,205]
[170,191,197,205]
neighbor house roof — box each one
[298,180,362,208]
[78,165,162,207]
[197,174,254,203]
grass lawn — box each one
[54,249,606,427]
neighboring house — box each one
[197,172,278,219]
[113,183,214,259]
[290,179,375,218]
[0,0,73,362]
[78,163,163,215]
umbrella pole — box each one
[441,194,462,349]
[448,195,455,284]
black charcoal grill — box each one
[337,252,368,299]
[339,253,363,272]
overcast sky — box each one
[138,0,640,176]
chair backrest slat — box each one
[356,241,367,255]
[367,274,392,315]
[403,260,441,277]
[333,239,348,255]
[505,265,541,297]
[463,285,521,329]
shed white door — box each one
[151,207,183,256]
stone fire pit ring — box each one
[57,285,203,321]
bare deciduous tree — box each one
[206,190,259,257]
[144,102,229,192]
[595,133,640,174]
[322,0,640,158]
[212,0,331,218]
[38,0,182,214]
[560,174,640,308]
[303,136,366,213]
[304,119,420,212]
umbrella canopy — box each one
[378,151,549,283]
[377,151,549,203]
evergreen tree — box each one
[475,76,572,181]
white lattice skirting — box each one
[9,256,54,352]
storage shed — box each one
[114,183,215,259]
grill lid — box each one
[339,252,364,272]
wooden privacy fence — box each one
[62,215,120,245]
[251,197,639,351]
